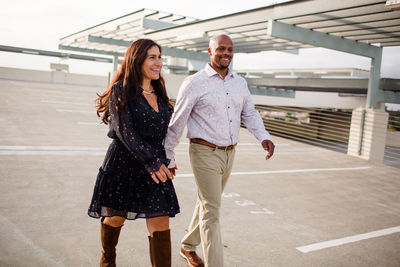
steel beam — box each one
[141,18,177,30]
[1,45,113,62]
[162,47,209,61]
[87,35,209,61]
[267,20,381,58]
[58,44,123,57]
[88,35,131,47]
[366,47,383,108]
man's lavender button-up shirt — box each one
[164,63,271,167]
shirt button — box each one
[228,106,230,109]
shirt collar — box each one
[205,63,234,79]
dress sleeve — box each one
[109,83,166,174]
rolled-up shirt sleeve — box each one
[109,83,167,174]
[164,78,199,167]
[241,80,271,142]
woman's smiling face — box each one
[141,45,162,82]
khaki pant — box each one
[181,143,236,267]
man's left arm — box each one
[241,81,275,160]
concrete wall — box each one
[0,67,108,87]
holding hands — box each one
[151,164,174,184]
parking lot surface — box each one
[0,79,399,266]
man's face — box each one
[208,36,233,70]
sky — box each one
[1,0,400,78]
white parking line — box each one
[0,145,106,155]
[77,122,103,126]
[250,208,274,214]
[178,142,290,146]
[175,166,371,177]
[41,95,92,100]
[22,87,93,97]
[41,100,92,106]
[0,151,106,155]
[0,145,106,151]
[222,192,274,215]
[56,109,93,113]
[296,226,400,253]
[229,166,371,175]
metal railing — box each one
[255,105,352,153]
[255,105,400,168]
[385,111,400,168]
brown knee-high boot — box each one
[100,222,122,267]
[150,229,171,267]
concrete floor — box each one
[0,79,399,267]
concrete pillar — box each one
[113,55,119,71]
[348,107,389,163]
[107,70,119,85]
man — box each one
[164,34,275,267]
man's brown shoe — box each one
[179,247,204,267]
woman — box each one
[88,39,180,267]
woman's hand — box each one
[151,164,174,184]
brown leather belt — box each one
[190,138,236,150]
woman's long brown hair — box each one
[96,39,173,124]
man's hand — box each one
[151,164,174,184]
[169,164,178,176]
[261,139,275,160]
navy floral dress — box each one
[88,81,180,220]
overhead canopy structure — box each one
[60,0,400,54]
[59,9,204,61]
[59,0,400,107]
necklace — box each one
[142,88,155,95]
